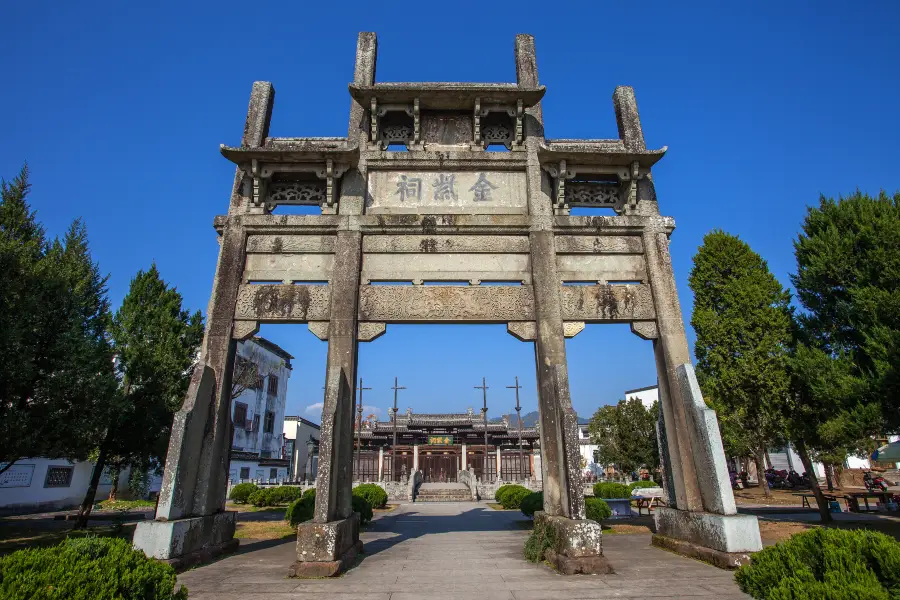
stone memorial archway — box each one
[133,32,762,574]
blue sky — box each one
[3,2,898,423]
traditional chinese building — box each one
[353,408,539,483]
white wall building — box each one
[0,459,128,515]
[577,424,603,479]
[228,337,293,483]
[624,384,659,409]
[283,416,320,481]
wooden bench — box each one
[793,492,839,509]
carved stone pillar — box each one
[133,81,274,569]
[518,33,608,575]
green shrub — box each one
[628,480,658,492]
[302,487,316,500]
[352,495,373,525]
[495,484,517,506]
[520,491,543,518]
[286,495,315,527]
[523,517,557,563]
[735,528,900,600]
[0,536,187,600]
[585,497,612,522]
[247,489,267,507]
[269,486,303,505]
[229,482,259,504]
[592,482,631,499]
[499,486,532,510]
[353,483,388,509]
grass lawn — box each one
[0,521,137,555]
[235,520,295,540]
[95,499,156,511]
[488,503,515,510]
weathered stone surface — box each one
[653,507,762,554]
[358,284,531,322]
[534,512,602,558]
[235,284,331,320]
[361,251,531,284]
[652,534,753,569]
[133,512,236,561]
[676,363,737,515]
[612,86,646,153]
[544,548,614,575]
[295,514,361,563]
[555,235,643,254]
[507,321,584,341]
[363,234,530,253]
[560,283,655,321]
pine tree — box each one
[77,266,202,522]
[0,166,117,475]
[787,191,899,522]
[688,230,793,497]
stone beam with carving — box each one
[234,283,655,324]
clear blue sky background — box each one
[3,2,898,424]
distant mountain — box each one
[490,411,589,427]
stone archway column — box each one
[642,221,762,566]
[133,81,275,568]
[517,34,608,574]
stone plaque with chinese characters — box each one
[427,435,454,445]
[366,171,527,214]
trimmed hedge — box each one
[735,528,900,600]
[353,483,388,509]
[228,482,259,504]
[0,536,187,600]
[520,491,543,518]
[248,486,304,507]
[628,480,658,492]
[499,486,532,510]
[286,488,374,527]
[592,482,631,499]
[585,497,612,522]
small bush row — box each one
[228,482,259,504]
[247,486,304,507]
[0,536,187,600]
[520,491,543,518]
[585,497,612,522]
[285,485,383,527]
[353,483,388,509]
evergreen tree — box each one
[688,230,793,497]
[588,398,659,477]
[77,266,202,523]
[787,191,899,521]
[792,191,900,430]
[0,166,117,475]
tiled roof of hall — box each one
[368,410,513,430]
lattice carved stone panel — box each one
[358,285,533,322]
[566,182,619,207]
[267,182,327,205]
[234,284,331,321]
[560,284,655,322]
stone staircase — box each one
[414,483,472,502]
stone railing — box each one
[458,469,478,500]
[407,470,423,502]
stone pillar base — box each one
[290,514,362,578]
[132,512,237,571]
[534,512,614,575]
[652,507,761,569]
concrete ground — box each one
[179,502,749,599]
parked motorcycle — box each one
[863,471,889,492]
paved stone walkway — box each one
[179,502,750,599]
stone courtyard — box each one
[179,502,749,599]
